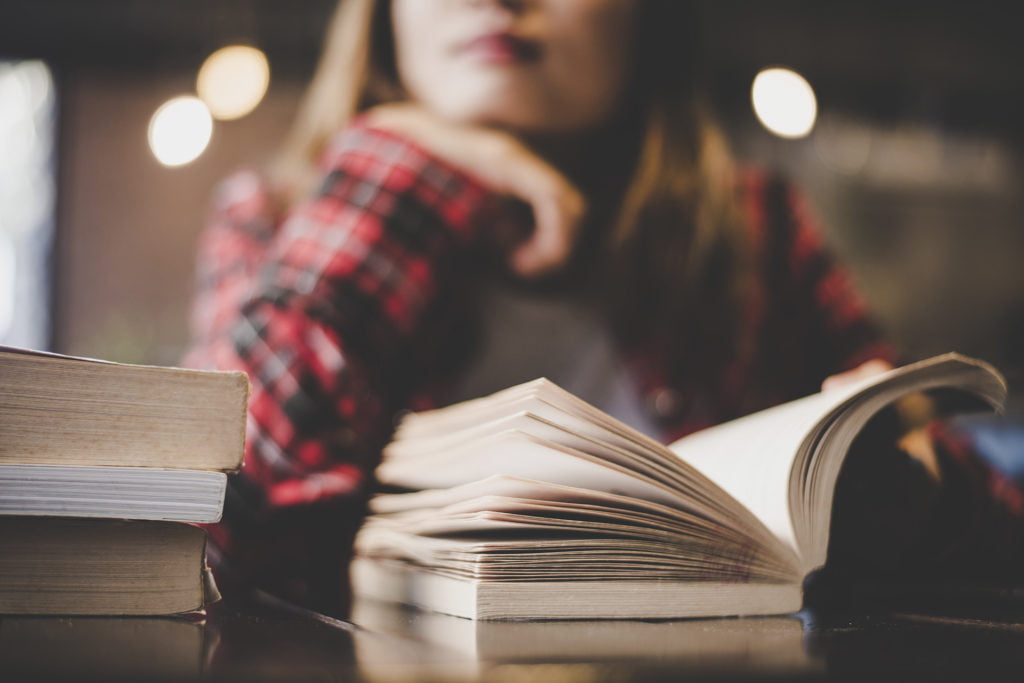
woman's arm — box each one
[185,124,498,613]
[186,168,281,356]
[746,171,897,401]
[363,104,585,277]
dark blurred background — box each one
[1,1,1022,428]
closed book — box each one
[0,345,248,471]
[0,463,227,523]
[0,517,213,616]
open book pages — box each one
[353,353,1005,620]
[0,464,227,523]
[0,345,248,471]
[669,353,1005,572]
[350,556,803,620]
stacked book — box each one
[0,346,248,616]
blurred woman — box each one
[185,0,1022,615]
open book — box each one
[351,353,1007,620]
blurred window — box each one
[0,60,55,349]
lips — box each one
[458,32,542,64]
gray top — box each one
[448,282,662,440]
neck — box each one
[519,116,641,201]
[505,113,644,291]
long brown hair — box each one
[272,0,751,385]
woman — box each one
[186,0,1022,615]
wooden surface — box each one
[5,590,1024,681]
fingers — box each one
[898,428,942,484]
[509,171,585,277]
[362,105,587,277]
[894,391,936,430]
[821,358,894,392]
[464,132,582,277]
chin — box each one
[428,79,567,134]
[443,102,588,136]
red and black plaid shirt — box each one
[185,124,1024,613]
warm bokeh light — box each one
[147,96,213,167]
[751,67,818,139]
[196,45,270,120]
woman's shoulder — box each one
[734,165,800,216]
[209,121,493,235]
[207,166,279,238]
[733,164,825,258]
[316,120,487,194]
[309,121,495,232]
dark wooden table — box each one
[5,592,1024,681]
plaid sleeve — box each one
[751,173,896,398]
[922,420,1024,580]
[185,168,279,362]
[184,125,495,611]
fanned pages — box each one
[352,353,1006,620]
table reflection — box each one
[350,598,822,679]
[0,615,211,679]
[6,594,1024,681]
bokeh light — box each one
[147,96,213,167]
[751,67,818,139]
[196,45,270,121]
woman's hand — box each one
[821,358,893,393]
[822,358,942,482]
[364,103,586,277]
[823,358,946,580]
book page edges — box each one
[0,349,249,473]
[0,519,209,616]
[350,558,802,621]
[229,371,250,472]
